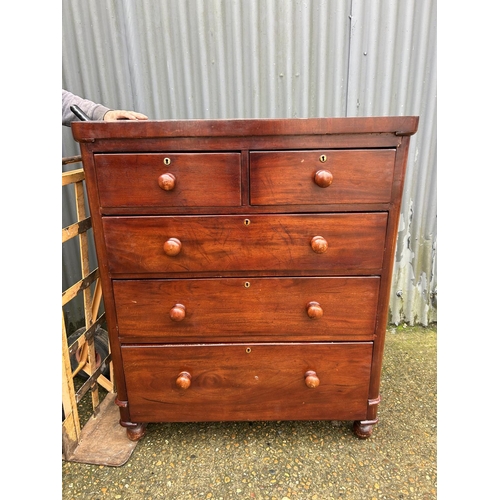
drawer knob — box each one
[304,370,320,388]
[314,169,333,188]
[169,303,186,321]
[310,235,328,254]
[163,237,182,256]
[176,371,192,389]
[306,301,323,319]
[158,173,176,191]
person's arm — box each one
[62,89,110,126]
[62,89,148,126]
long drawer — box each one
[102,213,388,275]
[114,277,380,342]
[121,342,373,422]
[94,153,242,208]
[250,149,396,205]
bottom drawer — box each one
[121,342,372,422]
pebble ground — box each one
[62,325,437,499]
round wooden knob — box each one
[176,371,191,389]
[158,173,176,191]
[304,370,320,388]
[163,237,182,256]
[306,301,323,319]
[310,236,328,254]
[314,169,333,188]
[169,303,186,322]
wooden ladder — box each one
[62,155,113,458]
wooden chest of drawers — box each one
[72,117,418,440]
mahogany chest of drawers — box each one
[72,116,418,440]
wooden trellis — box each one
[62,155,112,457]
[62,156,137,465]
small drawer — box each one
[114,276,380,342]
[102,213,387,275]
[121,342,372,422]
[249,149,396,205]
[94,153,241,208]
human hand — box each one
[103,110,148,121]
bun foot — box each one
[127,423,147,441]
[120,421,147,441]
[353,419,378,439]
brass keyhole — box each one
[163,157,171,165]
[244,219,251,226]
[319,155,327,163]
[246,347,252,353]
[244,281,251,288]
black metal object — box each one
[70,105,91,122]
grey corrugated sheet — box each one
[62,0,436,326]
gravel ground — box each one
[62,325,437,499]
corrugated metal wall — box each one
[62,0,437,327]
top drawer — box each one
[94,153,241,209]
[249,149,396,205]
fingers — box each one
[123,111,148,120]
[103,110,149,121]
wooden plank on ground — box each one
[64,393,138,466]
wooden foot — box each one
[126,423,147,441]
[120,421,147,442]
[353,419,378,439]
